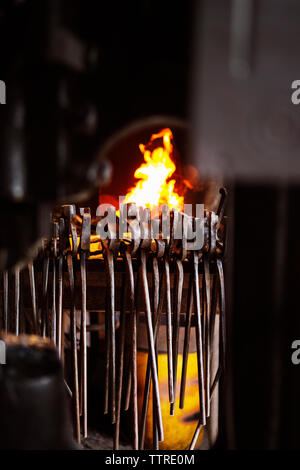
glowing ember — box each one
[122,128,184,212]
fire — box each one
[122,128,184,212]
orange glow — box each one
[122,128,184,212]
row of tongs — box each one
[1,188,227,450]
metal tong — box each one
[63,204,81,443]
[79,207,91,439]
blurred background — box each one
[0,0,300,449]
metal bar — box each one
[193,251,206,426]
[57,256,63,358]
[171,258,183,415]
[123,268,141,412]
[52,222,58,344]
[203,255,211,417]
[80,252,88,438]
[67,252,81,443]
[125,251,139,450]
[105,249,116,424]
[164,258,174,408]
[104,287,110,415]
[124,268,142,413]
[79,207,91,435]
[179,272,193,409]
[152,256,160,449]
[51,257,56,343]
[41,256,49,337]
[28,262,37,334]
[57,217,66,359]
[139,264,165,448]
[140,249,164,442]
[114,272,127,450]
[209,264,218,348]
[210,258,226,397]
[14,267,20,336]
[188,420,203,450]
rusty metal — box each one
[152,256,160,449]
[104,288,110,416]
[125,250,139,449]
[79,208,91,439]
[66,252,80,443]
[101,205,120,424]
[121,206,141,449]
[164,257,174,408]
[105,249,116,424]
[193,250,206,426]
[203,254,211,417]
[57,217,66,359]
[139,240,165,449]
[179,270,193,409]
[140,248,164,441]
[171,258,184,416]
[114,272,127,450]
[64,204,80,444]
[161,206,174,411]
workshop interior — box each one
[0,0,300,451]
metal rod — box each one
[14,267,20,336]
[125,251,139,450]
[210,259,226,396]
[152,256,160,449]
[124,273,141,411]
[171,258,184,415]
[123,360,132,411]
[52,222,58,344]
[57,217,65,359]
[123,269,140,412]
[41,256,49,337]
[80,252,88,438]
[188,420,203,450]
[67,252,81,443]
[139,266,165,448]
[52,257,56,343]
[164,258,174,408]
[57,256,63,358]
[209,263,218,348]
[114,273,127,450]
[140,249,164,442]
[193,252,206,426]
[28,262,37,334]
[105,249,116,424]
[104,288,110,415]
[203,255,211,417]
[179,272,194,409]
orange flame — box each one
[122,128,184,212]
